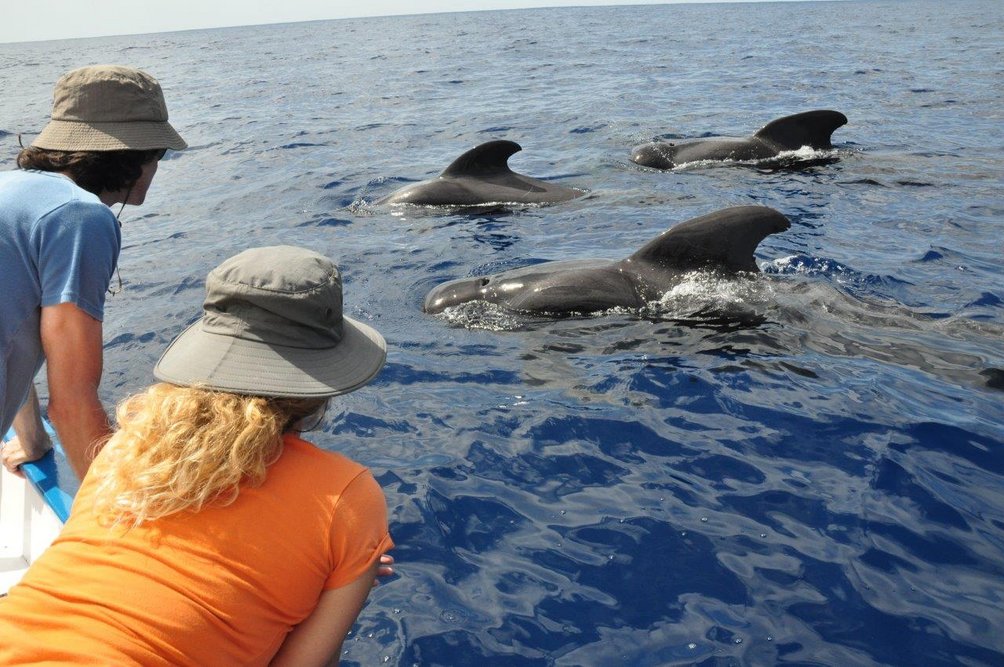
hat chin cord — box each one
[291,401,329,433]
[116,186,132,224]
[106,185,132,296]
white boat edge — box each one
[1,421,72,596]
[0,465,65,594]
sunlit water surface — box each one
[1,1,1002,664]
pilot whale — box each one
[631,110,847,170]
[423,205,790,315]
[381,140,583,206]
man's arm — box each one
[1,386,53,476]
[40,302,111,479]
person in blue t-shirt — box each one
[1,65,186,479]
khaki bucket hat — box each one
[32,64,187,152]
[154,246,386,398]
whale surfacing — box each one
[631,110,848,170]
[381,140,583,206]
[423,206,790,316]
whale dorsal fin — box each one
[441,140,522,177]
[629,206,791,273]
[753,110,847,150]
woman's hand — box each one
[373,554,395,586]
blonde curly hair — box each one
[89,383,325,528]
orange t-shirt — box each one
[0,434,393,666]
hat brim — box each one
[31,119,187,152]
[153,315,386,398]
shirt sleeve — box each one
[324,470,394,590]
[33,200,121,321]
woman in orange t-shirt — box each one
[0,246,394,666]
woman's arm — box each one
[270,562,379,667]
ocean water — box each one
[1,0,1002,664]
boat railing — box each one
[1,424,76,594]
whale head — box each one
[424,275,494,313]
[631,142,677,170]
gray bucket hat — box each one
[154,246,386,398]
[32,64,187,152]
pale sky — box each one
[1,1,823,45]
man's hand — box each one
[2,385,53,476]
[2,433,53,477]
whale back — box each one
[753,110,848,150]
[441,140,522,178]
[627,206,791,274]
[383,140,583,205]
[423,207,791,316]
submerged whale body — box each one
[423,205,790,316]
[631,110,848,170]
[381,140,584,206]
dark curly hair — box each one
[16,147,163,197]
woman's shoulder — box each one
[264,436,386,523]
[277,435,371,485]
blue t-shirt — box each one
[0,170,121,435]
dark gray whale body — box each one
[423,206,790,316]
[631,110,848,170]
[381,140,583,206]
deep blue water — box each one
[2,0,1003,664]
